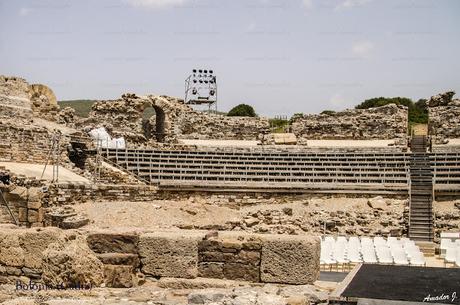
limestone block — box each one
[0,232,24,267]
[139,231,203,278]
[87,233,139,254]
[17,208,27,222]
[27,187,43,203]
[198,262,224,279]
[42,235,104,287]
[260,235,320,285]
[27,200,41,210]
[27,209,38,223]
[103,264,134,288]
[223,262,259,282]
[96,253,139,267]
[27,208,43,223]
[19,227,64,269]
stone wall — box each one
[46,183,158,205]
[428,91,460,144]
[83,94,269,144]
[29,83,61,121]
[0,76,33,118]
[138,230,320,285]
[0,227,320,287]
[0,122,59,163]
[0,227,65,283]
[0,184,45,227]
[291,104,408,144]
[0,75,68,122]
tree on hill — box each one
[355,97,428,125]
[227,104,256,117]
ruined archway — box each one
[142,104,166,142]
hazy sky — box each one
[1,0,459,116]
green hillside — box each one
[58,100,96,118]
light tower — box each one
[184,69,217,113]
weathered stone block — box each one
[0,232,24,267]
[18,208,27,222]
[27,187,44,203]
[198,262,224,279]
[86,233,138,254]
[103,264,134,288]
[139,231,203,279]
[223,262,259,282]
[42,235,104,287]
[20,228,64,269]
[5,266,21,276]
[199,251,225,262]
[61,216,89,229]
[260,235,320,285]
[27,209,38,223]
[27,200,41,210]
[96,253,140,267]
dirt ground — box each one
[72,196,459,236]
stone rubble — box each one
[290,104,408,145]
[427,91,460,144]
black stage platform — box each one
[333,264,460,304]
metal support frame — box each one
[41,132,61,183]
[0,188,18,225]
[184,69,218,113]
[93,139,103,183]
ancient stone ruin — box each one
[0,75,460,304]
[427,91,460,144]
[290,104,408,145]
[82,93,270,144]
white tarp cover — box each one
[88,127,126,149]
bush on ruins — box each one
[355,96,428,124]
[227,104,257,117]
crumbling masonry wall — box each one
[0,227,320,287]
[427,91,460,144]
[84,94,270,144]
[0,76,33,118]
[0,122,58,163]
[290,104,408,144]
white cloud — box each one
[352,41,374,56]
[19,7,31,16]
[302,0,313,10]
[336,0,372,10]
[123,0,190,9]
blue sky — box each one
[0,0,459,116]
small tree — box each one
[227,104,256,117]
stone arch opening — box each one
[142,104,166,142]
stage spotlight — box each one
[185,68,217,110]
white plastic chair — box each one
[440,239,453,258]
[393,249,409,265]
[456,250,460,268]
[410,252,426,266]
[445,247,457,266]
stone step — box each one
[96,253,140,267]
[415,241,436,256]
